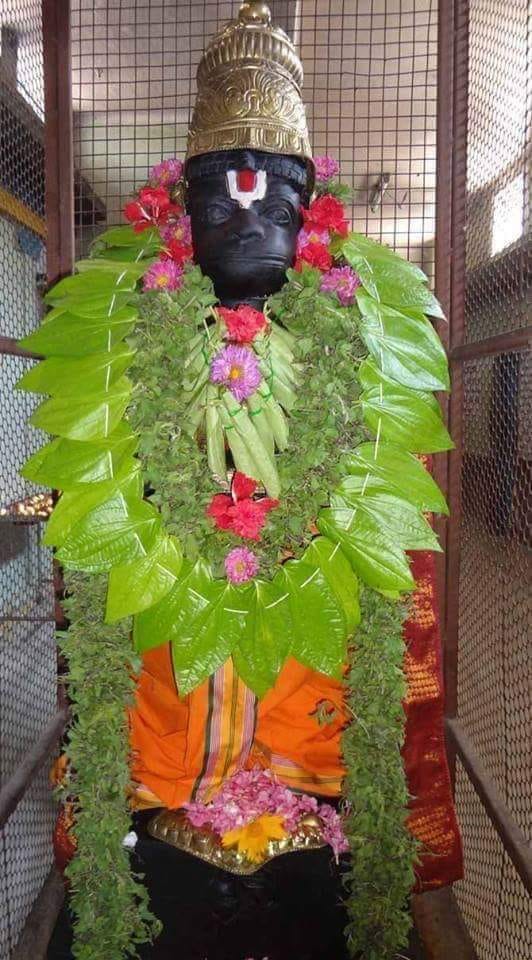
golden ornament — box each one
[148,808,326,875]
[186,1,314,185]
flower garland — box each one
[184,767,348,863]
[18,154,452,959]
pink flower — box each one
[313,155,340,182]
[317,803,350,860]
[210,344,261,402]
[183,768,349,860]
[224,547,259,583]
[296,225,331,255]
[161,215,192,246]
[320,265,361,306]
[142,260,184,292]
[149,158,183,187]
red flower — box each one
[206,494,233,531]
[206,472,278,541]
[232,471,257,500]
[218,305,268,344]
[230,500,271,540]
[303,195,349,237]
[161,238,194,266]
[124,186,182,233]
[295,242,333,273]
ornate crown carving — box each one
[186,1,314,186]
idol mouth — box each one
[207,254,288,267]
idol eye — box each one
[205,201,234,226]
[263,204,293,226]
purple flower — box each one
[313,155,340,183]
[224,547,259,584]
[320,265,361,306]
[142,260,184,292]
[149,158,183,187]
[296,225,331,255]
[161,215,192,246]
[210,344,261,402]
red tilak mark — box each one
[237,169,257,192]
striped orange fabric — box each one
[129,652,347,808]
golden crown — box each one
[186,2,313,180]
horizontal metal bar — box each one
[0,707,68,830]
[450,326,532,362]
[0,335,42,360]
[11,866,65,960]
[446,718,532,892]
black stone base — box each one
[48,811,351,960]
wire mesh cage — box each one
[452,1,531,957]
[0,3,56,957]
[71,0,439,277]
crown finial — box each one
[238,2,272,25]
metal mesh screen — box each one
[0,2,56,957]
[453,0,531,956]
[71,0,439,277]
[455,761,532,960]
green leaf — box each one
[20,423,138,489]
[317,508,415,593]
[75,258,148,280]
[341,234,444,319]
[360,381,453,453]
[279,560,347,677]
[134,561,246,693]
[221,392,280,497]
[92,225,161,254]
[55,491,161,572]
[29,376,132,440]
[43,269,137,305]
[357,357,440,411]
[232,578,293,697]
[356,290,450,391]
[105,534,183,622]
[343,442,449,514]
[302,536,360,635]
[331,490,441,552]
[16,344,135,397]
[43,460,142,546]
[19,308,137,356]
[172,578,250,696]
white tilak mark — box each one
[226,169,267,209]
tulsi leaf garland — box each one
[18,156,452,958]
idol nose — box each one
[229,209,266,243]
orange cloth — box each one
[129,651,346,809]
[128,551,463,891]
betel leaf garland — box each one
[18,158,452,959]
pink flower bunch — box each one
[313,154,340,183]
[320,265,361,306]
[142,259,184,292]
[149,157,183,187]
[161,215,192,247]
[184,768,348,859]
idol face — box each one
[186,153,306,305]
